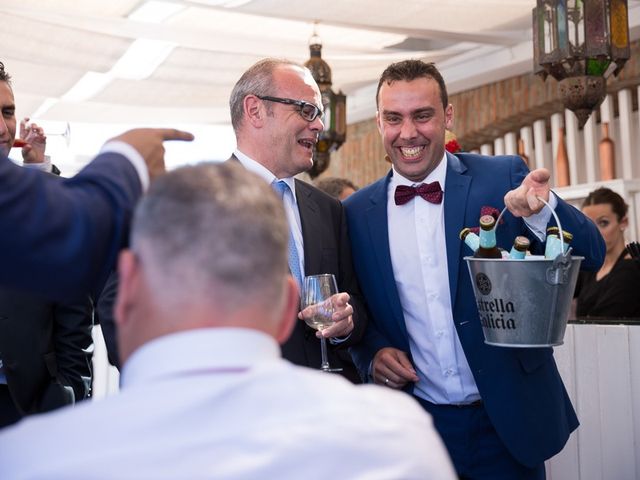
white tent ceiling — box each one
[2,0,640,127]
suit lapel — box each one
[294,179,321,275]
[443,152,471,305]
[365,172,407,336]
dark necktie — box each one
[394,181,443,205]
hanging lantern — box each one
[532,0,630,127]
[304,32,346,178]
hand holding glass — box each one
[301,274,342,373]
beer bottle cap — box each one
[460,227,471,240]
[562,230,573,241]
[514,235,530,250]
[547,226,559,234]
[479,215,496,230]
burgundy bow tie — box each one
[394,182,443,205]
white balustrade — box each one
[546,323,640,480]
[504,132,517,155]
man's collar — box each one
[234,149,297,200]
[390,151,448,189]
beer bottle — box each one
[560,230,573,253]
[545,226,573,258]
[474,215,502,259]
[544,227,560,259]
[460,227,480,253]
[509,236,530,259]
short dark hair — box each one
[376,60,448,110]
[582,187,628,221]
[0,61,12,84]
[315,177,359,200]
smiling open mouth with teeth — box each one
[298,139,315,150]
[399,146,424,159]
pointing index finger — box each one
[160,129,195,142]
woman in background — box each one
[575,187,640,319]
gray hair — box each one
[131,162,289,311]
[229,58,300,133]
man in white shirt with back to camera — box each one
[0,161,455,480]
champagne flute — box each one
[301,274,342,373]
[12,122,71,148]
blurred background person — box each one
[13,117,60,174]
[0,290,93,428]
[0,61,93,428]
[574,187,640,319]
[0,59,194,300]
[315,176,359,201]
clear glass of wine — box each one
[301,274,342,373]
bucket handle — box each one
[494,196,572,285]
[494,195,566,251]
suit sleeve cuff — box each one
[523,192,558,241]
[22,155,52,173]
[329,332,352,345]
[100,141,149,191]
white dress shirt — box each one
[388,155,480,405]
[234,150,305,279]
[387,154,558,405]
[0,328,456,480]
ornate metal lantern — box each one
[304,34,346,178]
[532,0,630,127]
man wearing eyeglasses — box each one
[227,58,367,382]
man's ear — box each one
[444,103,454,130]
[274,276,299,345]
[114,249,138,329]
[376,110,383,135]
[244,95,265,128]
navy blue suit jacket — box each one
[344,153,605,467]
[0,152,142,300]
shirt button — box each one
[436,330,444,338]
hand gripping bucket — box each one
[464,198,583,347]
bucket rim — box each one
[464,255,584,262]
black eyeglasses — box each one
[256,95,323,122]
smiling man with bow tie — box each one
[343,59,605,479]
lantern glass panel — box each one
[543,3,556,55]
[556,0,570,56]
[584,0,609,56]
[610,0,629,50]
[321,90,333,134]
[532,8,545,74]
[567,0,584,53]
[586,58,611,76]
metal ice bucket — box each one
[464,199,583,347]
